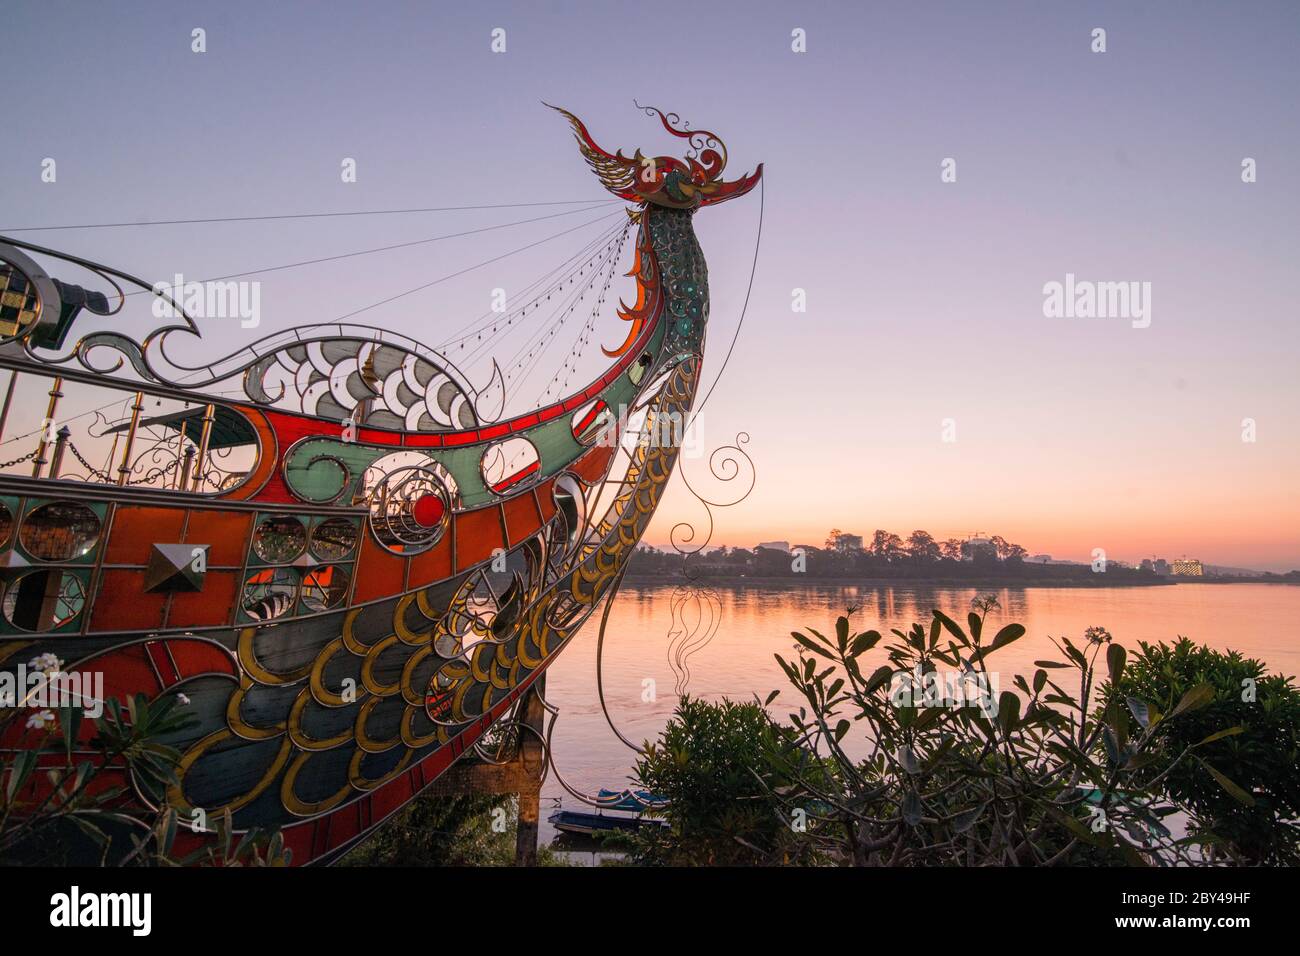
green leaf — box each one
[1107,643,1126,686]
[901,790,923,826]
[60,702,82,754]
[1049,806,1101,845]
[1126,696,1151,729]
[6,751,39,803]
[834,719,850,742]
[913,707,947,731]
[997,692,1019,735]
[951,803,987,834]
[1102,726,1122,767]
[932,611,969,646]
[1034,660,1071,669]
[791,632,834,661]
[865,666,894,695]
[835,616,849,651]
[850,630,882,657]
[764,689,780,706]
[989,623,1025,653]
[1195,726,1245,747]
[896,745,920,774]
[66,813,111,848]
[1168,683,1216,720]
[971,624,1026,663]
[1200,760,1256,807]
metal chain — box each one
[65,441,114,482]
[128,456,181,485]
[0,449,37,469]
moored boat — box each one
[0,105,760,864]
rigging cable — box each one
[152,210,623,387]
[502,223,628,390]
[322,210,623,327]
[501,229,626,377]
[117,202,616,295]
[442,219,626,367]
[528,225,631,404]
[435,219,626,350]
[0,198,620,233]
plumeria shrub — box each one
[635,598,1258,866]
[1105,638,1300,864]
[629,695,819,865]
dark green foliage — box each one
[1106,638,1300,863]
[342,792,511,866]
[630,695,807,865]
[341,792,568,866]
[630,599,1270,866]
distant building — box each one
[756,540,791,553]
[1142,558,1172,576]
[1026,554,1053,564]
[962,536,998,561]
[833,533,863,553]
[1172,558,1204,577]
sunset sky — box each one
[4,1,1298,569]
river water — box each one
[537,582,1300,851]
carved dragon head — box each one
[549,102,762,210]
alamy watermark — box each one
[1042,273,1151,329]
[152,273,261,328]
[0,654,104,720]
[889,664,1001,719]
[594,403,701,456]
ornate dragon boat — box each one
[0,106,761,864]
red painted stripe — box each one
[490,460,541,494]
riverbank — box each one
[621,573,1179,589]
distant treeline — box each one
[627,536,1300,584]
[627,529,1150,583]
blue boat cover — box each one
[595,788,668,812]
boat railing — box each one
[0,364,257,495]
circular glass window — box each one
[240,566,297,621]
[20,502,101,561]
[362,452,457,554]
[252,515,307,563]
[0,501,12,549]
[310,517,358,561]
[2,569,85,631]
[300,565,350,613]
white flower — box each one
[1084,626,1113,645]
[25,710,56,731]
[27,653,63,676]
[177,693,191,706]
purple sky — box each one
[4,0,1298,568]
